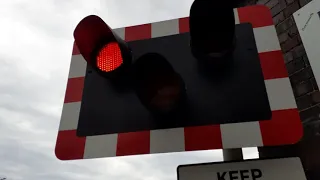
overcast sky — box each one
[0,1,258,179]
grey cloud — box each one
[99,0,194,28]
[6,0,100,40]
[0,54,64,130]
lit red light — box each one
[96,42,123,72]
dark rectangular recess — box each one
[77,23,271,137]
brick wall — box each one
[254,0,320,121]
[244,0,320,179]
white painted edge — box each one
[152,19,179,38]
[150,128,185,153]
[221,121,263,149]
[84,134,118,158]
[59,102,81,131]
[265,77,297,111]
[68,55,87,78]
[234,8,240,24]
[254,25,281,53]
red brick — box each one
[290,66,314,84]
[273,12,285,25]
[266,0,279,9]
[278,25,298,45]
[281,34,300,52]
[270,0,287,16]
[299,0,308,7]
[284,51,294,63]
[312,92,320,104]
[286,0,295,4]
[283,1,300,18]
[288,25,298,37]
[300,105,320,122]
[276,17,294,34]
[294,80,314,97]
[297,91,320,111]
[296,94,312,110]
[279,0,287,10]
[303,54,310,66]
[271,4,283,16]
[292,44,306,58]
[286,57,305,75]
[246,0,258,5]
[278,32,289,44]
[311,78,319,90]
[257,0,271,4]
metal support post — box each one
[223,148,243,161]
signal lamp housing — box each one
[134,53,186,114]
[189,1,236,67]
[73,15,132,79]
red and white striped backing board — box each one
[55,5,303,161]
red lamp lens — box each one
[96,42,123,72]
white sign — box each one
[177,157,306,180]
[293,0,320,87]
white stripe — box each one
[59,102,81,131]
[221,122,263,149]
[150,128,185,153]
[83,134,118,159]
[113,28,125,40]
[265,78,297,111]
[69,55,87,78]
[151,19,179,38]
[234,8,240,24]
[254,25,281,53]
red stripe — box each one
[125,24,152,42]
[238,5,273,28]
[260,109,303,146]
[116,131,150,156]
[184,125,222,151]
[55,130,86,160]
[259,51,288,80]
[72,42,80,55]
[64,77,85,103]
[179,17,189,33]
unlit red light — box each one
[150,84,181,111]
[96,42,123,72]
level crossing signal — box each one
[55,2,302,160]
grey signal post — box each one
[223,149,244,161]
